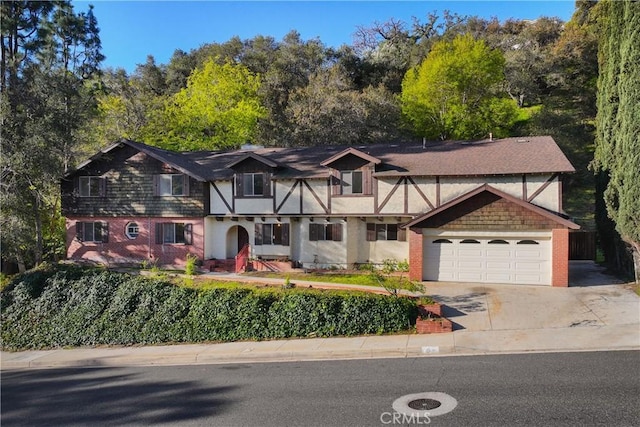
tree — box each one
[284,66,402,146]
[145,58,266,151]
[254,31,328,146]
[593,0,640,282]
[1,1,103,271]
[400,33,518,140]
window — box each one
[517,240,539,245]
[366,223,406,241]
[242,173,265,196]
[309,223,342,241]
[460,239,481,244]
[76,222,108,243]
[155,223,192,245]
[341,171,363,195]
[155,174,188,196]
[488,239,509,244]
[254,223,290,246]
[433,239,452,244]
[78,176,105,197]
[125,222,139,239]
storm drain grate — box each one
[408,398,441,411]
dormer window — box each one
[321,147,380,197]
[341,171,363,195]
[243,173,264,196]
[236,172,271,197]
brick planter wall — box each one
[415,302,451,334]
[416,317,453,334]
[418,303,442,317]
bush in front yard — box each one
[0,265,419,351]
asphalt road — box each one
[2,351,639,426]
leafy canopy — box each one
[401,33,518,140]
[145,58,267,151]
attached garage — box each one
[423,232,552,285]
[405,185,580,287]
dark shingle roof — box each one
[70,136,575,181]
[184,136,575,180]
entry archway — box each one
[226,225,249,258]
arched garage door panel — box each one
[423,234,551,285]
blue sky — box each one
[74,1,576,73]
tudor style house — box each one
[61,136,579,286]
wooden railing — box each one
[235,244,250,273]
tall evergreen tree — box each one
[593,0,640,281]
[1,1,103,271]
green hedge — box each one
[0,265,419,351]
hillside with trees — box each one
[2,0,635,279]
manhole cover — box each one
[408,398,441,410]
[393,392,457,417]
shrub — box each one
[184,254,198,276]
[0,264,420,351]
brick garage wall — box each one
[408,228,423,281]
[552,228,569,287]
[66,217,204,266]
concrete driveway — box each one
[424,261,639,333]
[414,261,640,355]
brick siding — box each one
[66,216,204,266]
[552,228,569,287]
[408,228,423,281]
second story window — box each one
[78,176,105,197]
[341,171,362,195]
[155,174,188,196]
[236,172,270,197]
[243,173,264,196]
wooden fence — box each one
[569,231,596,260]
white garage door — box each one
[423,233,552,285]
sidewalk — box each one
[2,262,639,370]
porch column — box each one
[408,228,423,281]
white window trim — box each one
[125,222,139,240]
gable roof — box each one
[403,184,580,230]
[68,136,575,182]
[186,136,574,181]
[320,147,382,167]
[66,139,210,181]
[226,152,280,169]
